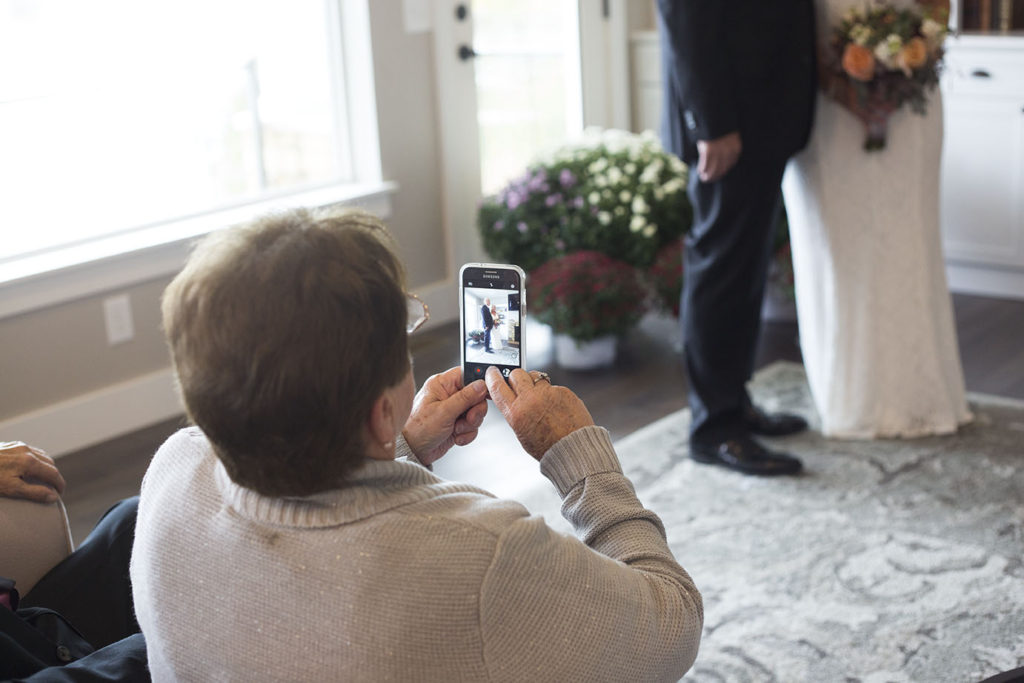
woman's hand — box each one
[486,367,595,461]
[0,441,66,503]
[403,367,489,466]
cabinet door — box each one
[941,96,1024,267]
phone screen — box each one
[460,263,525,385]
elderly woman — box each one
[131,208,702,681]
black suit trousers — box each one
[682,154,788,440]
[2,497,146,681]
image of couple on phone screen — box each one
[463,287,520,372]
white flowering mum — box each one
[607,167,623,185]
[632,196,649,214]
[642,224,657,238]
[588,191,601,205]
[619,190,632,203]
[640,159,664,184]
[662,178,684,195]
[630,215,647,233]
[597,211,612,225]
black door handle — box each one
[458,44,476,61]
[971,69,992,78]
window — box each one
[471,0,583,195]
[0,0,385,314]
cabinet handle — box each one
[971,69,992,78]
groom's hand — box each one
[696,131,742,183]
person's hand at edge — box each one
[485,367,595,461]
[403,367,489,466]
[0,441,66,503]
[696,131,742,183]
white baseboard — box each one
[947,262,1024,301]
[0,368,183,459]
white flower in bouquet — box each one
[874,33,903,69]
[619,190,632,203]
[921,17,946,49]
[630,215,647,233]
[597,211,612,225]
[850,23,872,46]
[632,195,650,214]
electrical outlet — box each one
[103,294,135,345]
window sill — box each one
[0,181,397,321]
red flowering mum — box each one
[530,251,648,341]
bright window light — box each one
[0,0,352,261]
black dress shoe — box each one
[690,434,803,476]
[743,404,808,437]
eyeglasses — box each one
[406,292,430,334]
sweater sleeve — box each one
[478,426,703,682]
[394,434,431,470]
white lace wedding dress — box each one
[781,0,972,439]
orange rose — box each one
[900,37,928,71]
[842,43,876,82]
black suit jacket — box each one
[657,0,817,164]
[481,305,494,330]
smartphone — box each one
[459,263,526,386]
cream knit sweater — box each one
[131,425,702,682]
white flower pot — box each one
[553,334,617,370]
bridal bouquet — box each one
[825,1,949,150]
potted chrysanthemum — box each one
[529,251,648,369]
[477,128,692,367]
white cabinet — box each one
[940,36,1024,299]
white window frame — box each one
[0,0,391,322]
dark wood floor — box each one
[54,292,1024,544]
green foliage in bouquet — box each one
[530,251,648,342]
[478,129,692,273]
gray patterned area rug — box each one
[521,361,1024,682]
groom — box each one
[481,298,494,353]
[657,0,817,475]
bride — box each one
[781,0,972,438]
